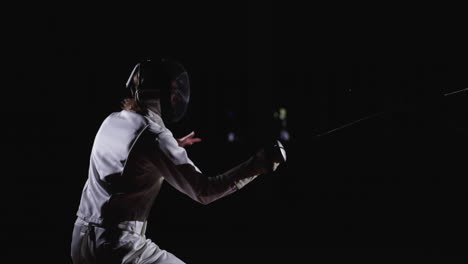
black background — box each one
[4,3,467,263]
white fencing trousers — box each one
[71,218,185,264]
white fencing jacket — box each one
[76,110,265,227]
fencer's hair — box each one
[121,98,143,112]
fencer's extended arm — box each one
[156,129,270,205]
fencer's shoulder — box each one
[98,110,149,132]
[118,110,148,125]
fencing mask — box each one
[126,58,190,123]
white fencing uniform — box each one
[71,110,267,263]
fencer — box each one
[71,58,286,264]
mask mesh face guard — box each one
[126,58,190,123]
[166,71,190,122]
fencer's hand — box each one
[177,131,202,147]
[255,140,287,173]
